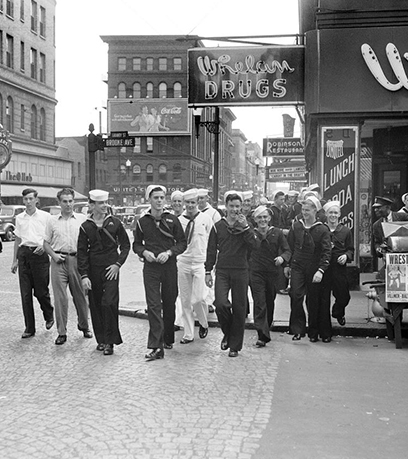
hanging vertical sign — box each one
[320,126,359,265]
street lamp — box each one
[193,107,220,206]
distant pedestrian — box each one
[286,196,332,342]
[177,188,213,344]
[322,201,354,326]
[77,190,130,355]
[133,185,187,361]
[205,192,256,357]
[11,188,54,339]
[43,188,92,345]
[250,205,291,347]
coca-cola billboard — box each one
[107,98,190,135]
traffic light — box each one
[88,133,98,153]
[96,134,105,151]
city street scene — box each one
[2,0,408,458]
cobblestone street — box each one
[2,242,408,459]
[0,307,281,459]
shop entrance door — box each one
[374,162,408,209]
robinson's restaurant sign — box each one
[188,46,304,106]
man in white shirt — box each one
[177,189,213,343]
[11,188,54,339]
[197,188,221,224]
[44,188,92,345]
[197,188,220,313]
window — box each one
[20,104,25,130]
[133,138,141,153]
[6,34,13,68]
[132,82,141,99]
[118,57,126,71]
[173,82,182,98]
[0,31,3,65]
[159,58,167,71]
[173,163,182,181]
[20,41,24,71]
[146,57,153,71]
[132,164,141,174]
[146,164,153,182]
[30,0,37,32]
[20,0,24,21]
[159,164,167,180]
[39,52,45,82]
[78,161,81,178]
[39,108,45,140]
[118,82,126,98]
[173,58,182,71]
[30,104,37,139]
[159,82,167,98]
[146,82,153,98]
[147,137,153,152]
[0,94,3,125]
[133,57,141,70]
[30,47,37,79]
[6,96,13,133]
[6,0,13,17]
[39,6,45,37]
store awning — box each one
[0,184,87,199]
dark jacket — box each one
[249,226,291,272]
[133,210,187,259]
[325,223,354,265]
[205,218,256,272]
[287,219,331,272]
[269,204,288,229]
[77,214,130,278]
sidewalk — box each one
[118,252,406,338]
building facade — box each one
[0,0,73,205]
[300,0,408,275]
[100,35,257,206]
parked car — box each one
[41,205,61,215]
[113,206,138,228]
[0,205,26,241]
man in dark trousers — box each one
[321,200,354,326]
[205,191,256,358]
[11,188,54,339]
[133,185,187,361]
[250,205,291,347]
[77,190,130,355]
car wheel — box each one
[4,227,14,241]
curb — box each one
[118,308,397,339]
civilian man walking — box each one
[44,188,92,345]
[11,188,54,338]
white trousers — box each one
[177,261,208,340]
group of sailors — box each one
[10,183,355,359]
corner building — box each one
[101,35,239,206]
[300,0,408,276]
[0,0,74,204]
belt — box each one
[55,251,77,256]
[21,246,37,251]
